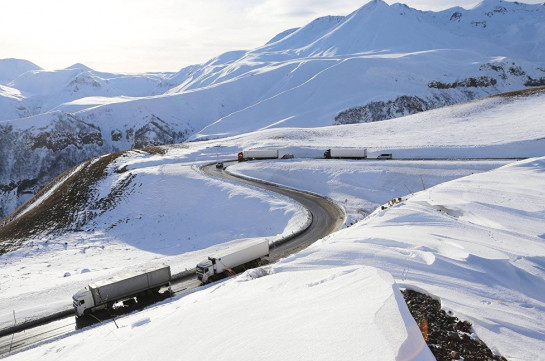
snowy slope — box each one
[0,58,40,85]
[1,82,544,360]
[6,266,434,361]
[0,150,309,327]
[243,157,545,361]
[4,149,545,361]
[1,0,545,218]
[197,87,545,160]
[7,65,175,116]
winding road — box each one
[0,161,344,356]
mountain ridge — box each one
[0,0,544,218]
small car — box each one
[215,162,224,169]
[377,153,393,160]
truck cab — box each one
[196,258,215,283]
[72,288,95,317]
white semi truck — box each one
[238,149,279,161]
[72,265,172,317]
[196,240,269,284]
[324,148,367,159]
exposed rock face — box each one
[428,76,498,90]
[402,290,508,361]
[0,151,139,254]
[334,95,450,125]
[0,112,188,219]
[1,0,544,219]
[334,61,544,125]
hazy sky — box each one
[0,0,542,73]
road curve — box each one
[0,160,344,356]
[201,162,345,261]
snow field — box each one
[1,54,544,360]
[266,157,545,361]
[229,159,511,225]
[5,266,434,361]
[0,151,309,328]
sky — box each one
[0,0,542,74]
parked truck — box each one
[324,148,367,159]
[72,265,172,317]
[196,240,269,284]
[238,149,279,161]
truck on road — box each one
[238,149,279,161]
[377,153,393,159]
[196,240,269,284]
[72,265,172,317]
[324,148,367,159]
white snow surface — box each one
[5,156,545,361]
[2,0,545,219]
[0,0,544,134]
[268,157,545,361]
[0,152,309,329]
[1,83,544,360]
[229,159,512,225]
[6,266,434,361]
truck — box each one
[72,265,172,317]
[238,149,279,161]
[196,240,269,284]
[324,148,367,159]
[377,153,393,160]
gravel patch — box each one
[402,289,508,361]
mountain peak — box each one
[0,58,42,84]
[471,0,531,10]
[65,63,93,72]
[359,0,389,11]
[348,0,394,19]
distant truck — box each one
[324,148,367,159]
[196,240,269,284]
[238,149,279,161]
[72,265,172,317]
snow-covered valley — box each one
[1,0,545,218]
[0,83,543,360]
[1,1,545,360]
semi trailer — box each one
[324,148,367,159]
[72,265,172,317]
[238,149,279,161]
[196,240,269,284]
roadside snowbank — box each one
[269,157,545,361]
[6,266,434,361]
[230,159,510,225]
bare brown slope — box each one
[0,152,125,254]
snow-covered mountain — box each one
[0,58,41,85]
[1,0,545,218]
[1,87,544,360]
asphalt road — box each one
[201,162,345,261]
[0,161,344,356]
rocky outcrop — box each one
[334,61,543,125]
[0,112,189,219]
[334,94,455,125]
[428,76,497,90]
